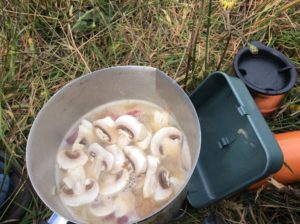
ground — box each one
[0,0,300,223]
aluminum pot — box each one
[26,66,201,224]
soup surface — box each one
[55,99,191,224]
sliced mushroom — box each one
[60,179,99,207]
[158,170,170,189]
[152,110,169,131]
[93,116,117,144]
[135,129,152,150]
[154,169,173,201]
[115,115,147,142]
[123,146,147,175]
[72,119,95,150]
[143,156,160,198]
[106,145,126,173]
[85,158,103,180]
[116,131,132,148]
[150,127,183,158]
[181,138,191,171]
[88,197,115,217]
[99,169,130,196]
[62,166,86,195]
[88,143,114,172]
[169,176,185,193]
[154,182,173,201]
[57,149,88,170]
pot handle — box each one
[48,213,69,224]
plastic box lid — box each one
[187,72,283,208]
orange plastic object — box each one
[250,131,300,189]
[252,92,286,117]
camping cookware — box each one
[26,67,283,224]
[26,66,201,224]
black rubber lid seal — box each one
[233,41,297,95]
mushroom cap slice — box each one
[66,166,86,180]
[123,146,147,175]
[57,149,88,170]
[88,143,114,171]
[88,197,115,217]
[93,116,117,144]
[181,138,191,171]
[154,170,173,201]
[62,166,86,195]
[72,119,95,150]
[135,129,152,150]
[115,115,147,141]
[152,111,169,132]
[60,179,99,207]
[99,169,130,196]
[153,183,173,201]
[85,158,103,180]
[169,176,185,193]
[150,127,183,158]
[106,145,126,173]
[116,131,132,148]
[143,156,160,198]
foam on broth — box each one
[55,100,191,224]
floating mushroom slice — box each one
[135,129,152,150]
[143,156,160,198]
[181,138,191,171]
[154,170,173,201]
[81,119,93,130]
[57,149,88,170]
[67,166,85,180]
[93,116,117,144]
[158,170,170,189]
[169,176,185,192]
[99,169,130,196]
[88,197,115,217]
[88,143,114,171]
[117,131,132,148]
[115,115,147,141]
[78,179,99,204]
[62,166,86,194]
[72,119,95,150]
[85,157,105,180]
[106,145,126,172]
[71,180,86,195]
[150,127,183,158]
[123,146,147,175]
[60,179,99,207]
[152,111,169,131]
[154,183,173,201]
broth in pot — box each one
[55,99,191,224]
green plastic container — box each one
[187,72,283,208]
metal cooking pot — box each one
[26,66,201,224]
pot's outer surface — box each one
[26,66,201,224]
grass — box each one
[0,0,300,223]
